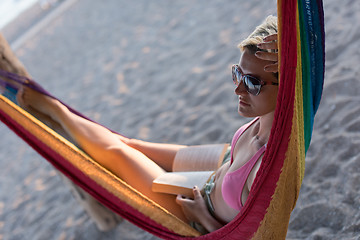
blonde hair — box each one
[238,15,278,54]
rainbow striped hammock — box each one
[0,0,324,239]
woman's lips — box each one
[239,99,250,106]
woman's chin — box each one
[237,111,255,118]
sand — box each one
[0,0,359,239]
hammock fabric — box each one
[0,0,324,239]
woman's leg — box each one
[18,88,187,221]
[117,135,187,172]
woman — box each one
[18,16,279,233]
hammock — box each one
[0,0,324,239]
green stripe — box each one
[298,0,313,153]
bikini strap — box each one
[230,117,259,165]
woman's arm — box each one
[176,186,223,232]
[119,137,187,172]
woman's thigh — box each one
[111,141,187,221]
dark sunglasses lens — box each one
[244,76,261,95]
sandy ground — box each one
[0,0,359,239]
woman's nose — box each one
[235,82,247,95]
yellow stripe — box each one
[0,95,200,237]
[295,4,306,183]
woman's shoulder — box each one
[233,117,259,140]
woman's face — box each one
[235,48,278,118]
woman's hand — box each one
[176,186,209,223]
[176,186,223,232]
[255,33,278,73]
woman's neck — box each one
[256,111,275,143]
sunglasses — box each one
[232,64,278,96]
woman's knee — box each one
[124,138,146,150]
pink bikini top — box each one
[221,118,266,211]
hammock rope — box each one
[0,0,324,238]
